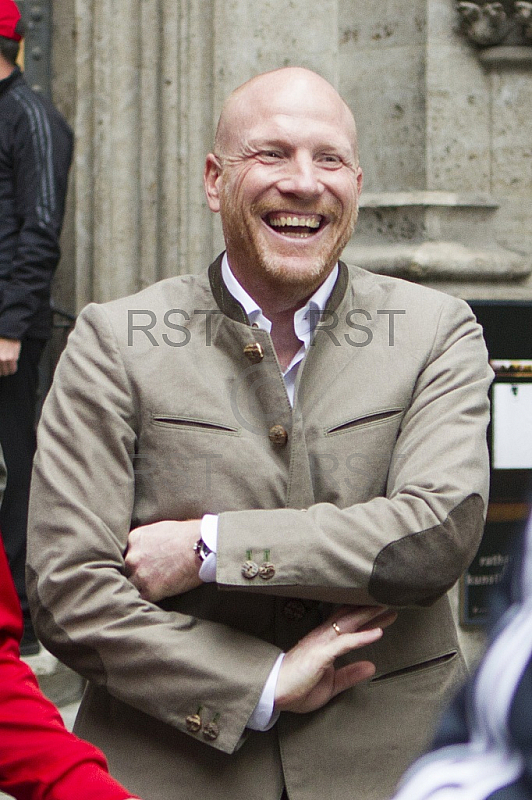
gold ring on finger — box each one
[332,622,341,636]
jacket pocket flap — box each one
[151,413,239,434]
[326,407,404,435]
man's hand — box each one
[275,605,397,714]
[125,519,203,602]
[0,338,21,376]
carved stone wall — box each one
[456,0,532,47]
[50,0,532,311]
[339,0,532,300]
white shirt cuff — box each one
[199,514,283,732]
[198,514,218,582]
[247,653,284,731]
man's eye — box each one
[258,151,282,161]
[318,154,342,166]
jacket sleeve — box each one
[0,98,73,340]
[26,304,282,755]
[215,295,493,608]
[0,539,136,800]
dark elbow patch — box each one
[368,494,485,606]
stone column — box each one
[69,0,215,307]
[480,46,532,279]
[212,0,339,105]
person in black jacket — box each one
[0,0,73,654]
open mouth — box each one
[264,213,325,238]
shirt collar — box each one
[221,253,338,349]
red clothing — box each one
[0,538,136,800]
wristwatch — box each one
[193,537,213,562]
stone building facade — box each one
[32,0,532,660]
[44,0,532,309]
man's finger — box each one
[357,609,398,633]
[315,627,384,672]
[327,605,391,637]
[331,660,377,698]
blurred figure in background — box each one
[392,508,532,800]
[0,0,73,654]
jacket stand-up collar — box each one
[208,252,350,325]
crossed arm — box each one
[125,518,395,714]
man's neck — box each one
[221,256,338,371]
[253,283,315,368]
[267,307,305,371]
[238,275,315,320]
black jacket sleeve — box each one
[0,81,73,340]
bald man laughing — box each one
[27,68,492,800]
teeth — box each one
[269,215,321,229]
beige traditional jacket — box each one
[27,258,492,800]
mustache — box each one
[250,199,342,221]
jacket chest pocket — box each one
[309,408,405,506]
[132,411,287,519]
[151,414,240,435]
[325,408,404,436]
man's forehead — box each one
[222,87,354,143]
[231,72,346,118]
[245,118,356,155]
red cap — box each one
[0,0,23,42]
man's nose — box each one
[276,153,324,198]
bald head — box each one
[214,67,359,164]
[204,65,363,308]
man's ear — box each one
[356,166,363,196]
[204,154,222,212]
